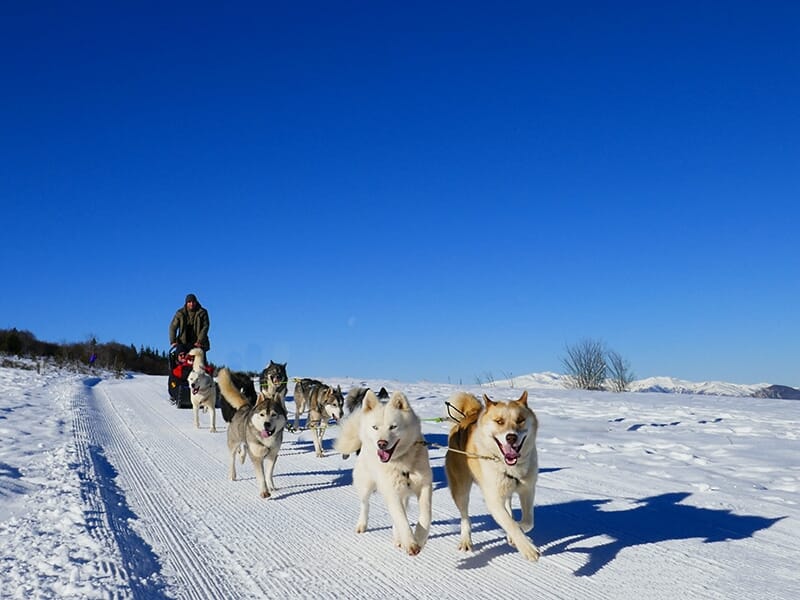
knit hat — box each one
[185,293,198,304]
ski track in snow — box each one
[87,376,567,598]
[3,366,798,599]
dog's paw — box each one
[403,542,421,556]
[509,536,541,561]
[210,427,217,433]
[355,522,367,534]
[457,538,473,552]
[260,490,271,499]
[520,543,541,562]
[519,518,534,533]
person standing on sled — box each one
[169,293,211,363]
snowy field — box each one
[0,360,797,599]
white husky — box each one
[185,348,217,432]
[334,389,433,555]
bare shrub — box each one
[562,339,607,390]
[606,349,635,392]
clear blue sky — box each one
[2,1,798,385]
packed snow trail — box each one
[74,374,797,599]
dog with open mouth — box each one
[217,367,287,498]
[185,348,217,432]
[445,390,540,561]
[335,389,433,555]
[259,360,288,410]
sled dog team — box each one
[183,349,540,561]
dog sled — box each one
[168,347,213,409]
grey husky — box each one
[218,367,287,498]
[259,360,288,409]
[344,385,389,415]
[292,378,344,456]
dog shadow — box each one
[274,466,352,500]
[439,488,784,575]
[282,424,339,456]
[274,432,450,500]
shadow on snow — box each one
[445,490,784,576]
[280,428,783,577]
[80,445,169,599]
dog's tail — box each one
[446,392,482,430]
[217,367,250,417]
[188,347,206,368]
[344,387,367,415]
[334,406,363,459]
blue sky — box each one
[2,1,798,385]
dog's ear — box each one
[514,390,529,406]
[390,391,410,411]
[363,389,380,411]
[482,394,497,407]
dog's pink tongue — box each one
[378,449,391,462]
[501,444,520,465]
[260,430,271,438]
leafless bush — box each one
[606,349,634,392]
[562,339,607,390]
[501,371,515,388]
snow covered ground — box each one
[1,359,797,599]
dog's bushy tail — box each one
[217,367,250,418]
[446,392,482,431]
[188,347,206,369]
[334,409,363,459]
[344,387,367,415]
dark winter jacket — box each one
[169,303,210,351]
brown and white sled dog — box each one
[185,348,217,432]
[445,390,540,561]
[293,378,344,456]
[334,390,433,555]
[217,367,287,498]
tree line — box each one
[0,328,169,375]
[1,328,634,391]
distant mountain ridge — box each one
[494,372,800,399]
[753,385,800,400]
[628,376,766,398]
